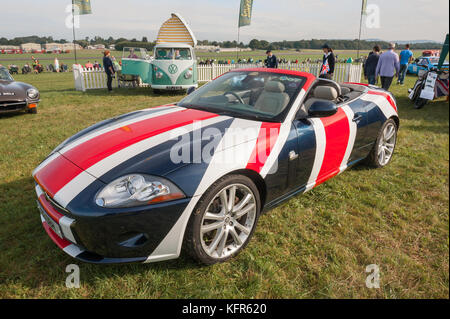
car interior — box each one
[191,73,306,118]
[297,78,367,118]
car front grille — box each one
[0,100,27,111]
[44,192,70,215]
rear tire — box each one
[183,175,261,265]
[366,119,398,168]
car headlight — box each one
[27,88,39,99]
[155,71,163,79]
[184,70,193,79]
[95,174,185,208]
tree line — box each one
[0,35,442,51]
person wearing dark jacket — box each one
[364,45,381,85]
[103,50,115,92]
[265,50,278,68]
[319,44,335,79]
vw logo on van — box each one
[168,64,178,74]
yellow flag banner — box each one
[73,0,92,15]
[361,0,368,15]
[239,0,253,27]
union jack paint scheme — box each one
[33,68,399,265]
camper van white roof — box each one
[156,13,197,47]
[154,43,192,49]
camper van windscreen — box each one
[155,48,192,60]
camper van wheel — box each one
[153,89,162,95]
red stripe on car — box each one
[246,122,281,173]
[316,108,350,186]
[34,155,84,198]
[63,109,218,171]
[38,194,64,222]
[42,221,71,249]
[368,91,397,112]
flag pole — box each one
[237,26,240,63]
[357,0,365,60]
[72,0,78,64]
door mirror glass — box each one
[308,100,338,118]
[187,87,196,95]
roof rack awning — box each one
[156,13,197,47]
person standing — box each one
[103,50,115,93]
[376,43,400,91]
[54,57,60,73]
[320,44,335,80]
[265,50,278,68]
[398,44,414,85]
[364,45,381,85]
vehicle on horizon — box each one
[33,68,399,265]
[407,56,449,75]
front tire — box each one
[366,119,398,168]
[414,96,428,109]
[27,107,37,114]
[184,175,261,265]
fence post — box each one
[73,64,86,92]
[344,63,352,82]
[211,63,216,80]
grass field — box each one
[0,71,448,299]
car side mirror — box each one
[187,87,196,95]
[308,100,338,118]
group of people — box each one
[364,43,414,90]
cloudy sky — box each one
[1,0,448,42]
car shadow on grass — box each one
[0,111,31,119]
[0,177,206,292]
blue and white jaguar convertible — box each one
[33,68,399,265]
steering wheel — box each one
[223,91,245,104]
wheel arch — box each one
[390,115,400,129]
[225,169,267,209]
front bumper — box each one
[151,84,198,90]
[0,100,39,113]
[35,183,190,264]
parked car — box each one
[408,56,449,75]
[33,68,399,265]
[0,66,40,114]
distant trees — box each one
[248,39,443,51]
[0,35,443,51]
[115,41,155,51]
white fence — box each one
[74,63,363,92]
[73,64,119,92]
[198,63,363,83]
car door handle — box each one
[289,150,299,161]
[353,114,363,123]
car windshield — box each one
[155,48,192,60]
[179,71,306,122]
[0,68,13,81]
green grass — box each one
[0,72,448,299]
